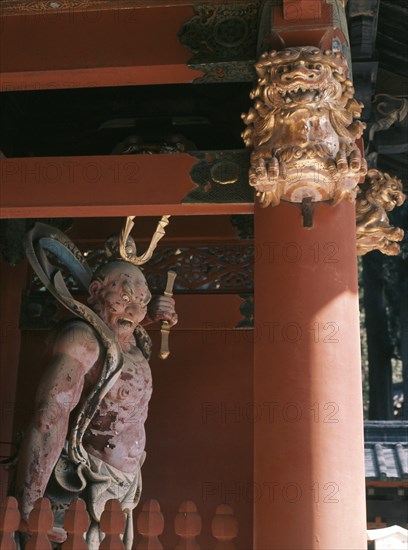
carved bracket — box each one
[242,46,367,208]
[356,169,406,256]
[178,1,259,83]
[179,3,258,63]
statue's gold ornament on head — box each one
[356,169,406,256]
[118,215,171,265]
[242,46,367,207]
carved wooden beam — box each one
[0,0,353,90]
[348,0,380,60]
[0,1,201,91]
[0,0,390,100]
[0,153,254,218]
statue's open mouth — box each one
[277,86,321,104]
[117,318,134,329]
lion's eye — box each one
[122,294,130,303]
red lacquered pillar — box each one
[254,201,366,549]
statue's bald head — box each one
[88,261,151,308]
[91,260,142,282]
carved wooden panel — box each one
[29,244,254,295]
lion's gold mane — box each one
[242,46,364,158]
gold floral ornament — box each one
[356,169,406,256]
[242,46,367,207]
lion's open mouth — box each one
[277,86,321,104]
[393,193,405,206]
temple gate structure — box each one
[0,0,407,548]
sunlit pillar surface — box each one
[254,201,366,549]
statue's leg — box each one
[86,519,102,550]
[123,510,134,550]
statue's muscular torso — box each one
[67,321,152,474]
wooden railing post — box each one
[62,499,90,550]
[26,498,53,550]
[0,496,20,550]
[0,495,240,550]
[211,504,238,550]
[136,499,164,550]
[100,499,126,550]
[174,501,201,550]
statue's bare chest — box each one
[104,354,152,408]
[85,349,152,433]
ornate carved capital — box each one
[242,46,367,207]
[356,169,406,256]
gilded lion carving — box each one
[356,169,406,256]
[242,46,367,207]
